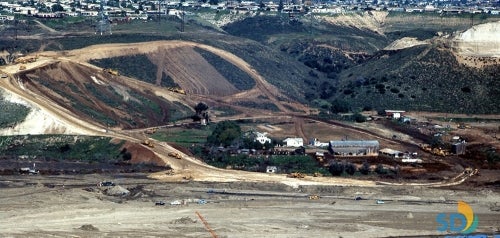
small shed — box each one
[452,142,466,155]
[385,110,406,119]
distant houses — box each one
[283,138,304,147]
[255,132,271,144]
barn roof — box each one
[329,140,379,147]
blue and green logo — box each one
[436,201,479,234]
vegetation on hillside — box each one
[194,47,255,90]
[0,135,125,162]
[2,13,500,114]
[90,54,178,87]
[332,45,500,113]
[0,91,31,129]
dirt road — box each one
[1,174,499,238]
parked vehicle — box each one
[99,181,115,187]
[198,199,207,205]
[170,200,182,205]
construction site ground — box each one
[1,173,499,238]
[1,40,500,237]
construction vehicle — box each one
[142,139,154,148]
[420,144,449,156]
[168,152,183,160]
[167,87,186,95]
[458,123,472,129]
[19,163,38,175]
[14,56,37,64]
[287,172,306,178]
[145,127,158,134]
[104,68,120,76]
[19,65,26,70]
[431,147,449,157]
[98,181,115,187]
[313,172,323,177]
[309,194,320,200]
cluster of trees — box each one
[328,161,399,176]
[191,102,209,123]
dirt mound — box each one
[320,11,388,34]
[122,141,166,166]
[78,224,99,231]
[103,185,130,196]
[384,37,429,51]
[453,21,500,57]
[171,217,197,224]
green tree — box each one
[330,99,350,113]
[345,162,356,175]
[207,121,241,147]
[359,161,371,175]
[51,3,64,12]
[328,160,344,176]
[353,113,366,123]
[375,164,387,174]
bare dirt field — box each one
[1,173,499,238]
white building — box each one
[255,132,271,144]
[310,138,329,147]
[283,138,303,147]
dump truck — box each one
[168,152,183,160]
[142,139,154,148]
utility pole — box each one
[180,8,185,32]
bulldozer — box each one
[14,56,37,64]
[287,172,306,178]
[104,68,120,76]
[309,194,320,200]
[142,139,154,148]
[167,87,186,95]
[145,127,158,134]
[168,152,183,160]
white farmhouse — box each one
[255,132,271,144]
[283,138,303,147]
